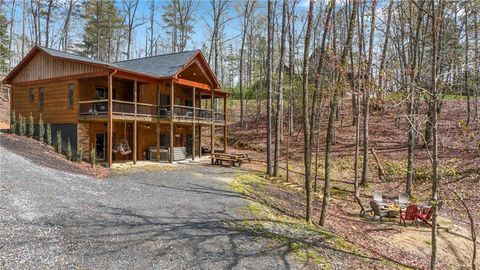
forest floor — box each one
[225,98,480,269]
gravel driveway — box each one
[0,145,300,269]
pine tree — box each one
[81,0,123,61]
[18,114,25,136]
[39,114,45,143]
[56,130,62,153]
[67,138,72,160]
[90,148,96,166]
[46,124,52,145]
[77,145,83,162]
[10,110,16,134]
[28,112,34,137]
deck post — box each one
[133,80,137,164]
[192,87,196,160]
[170,81,174,163]
[107,74,113,166]
[156,83,160,162]
[211,91,215,155]
[223,96,227,153]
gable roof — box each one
[3,46,221,89]
[114,50,198,78]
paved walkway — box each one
[0,145,300,269]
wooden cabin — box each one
[3,46,228,166]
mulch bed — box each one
[0,133,108,178]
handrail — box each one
[79,99,108,104]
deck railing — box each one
[79,100,224,123]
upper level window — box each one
[68,83,75,109]
[39,87,45,110]
[29,88,34,103]
[96,87,107,99]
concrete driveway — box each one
[0,145,299,269]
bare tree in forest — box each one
[311,0,334,191]
[7,0,16,69]
[301,0,314,222]
[122,0,141,60]
[163,0,196,52]
[476,12,479,119]
[285,0,298,183]
[208,0,230,76]
[273,0,287,178]
[464,4,471,126]
[239,0,255,126]
[60,0,80,52]
[320,0,358,226]
[266,0,274,176]
[360,0,377,187]
[430,1,440,268]
[43,0,56,48]
[147,0,156,56]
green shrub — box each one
[18,114,25,136]
[46,124,52,145]
[28,112,34,137]
[38,114,44,143]
[90,148,96,166]
[77,145,83,162]
[10,110,16,134]
[66,138,72,160]
[56,130,62,153]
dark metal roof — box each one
[114,50,199,78]
[40,47,113,67]
[39,46,199,78]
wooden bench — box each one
[211,153,249,167]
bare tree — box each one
[266,0,274,176]
[301,0,314,222]
[273,0,287,178]
[122,0,141,60]
[320,0,358,226]
[239,0,255,126]
[360,0,377,187]
[44,0,56,47]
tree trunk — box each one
[274,0,287,178]
[302,0,314,223]
[320,0,358,226]
[266,0,274,176]
[360,0,377,187]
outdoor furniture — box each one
[386,204,400,218]
[398,192,410,208]
[373,191,388,207]
[355,197,373,217]
[400,204,419,227]
[211,153,250,167]
[370,201,388,221]
[417,206,433,227]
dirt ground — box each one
[225,98,479,269]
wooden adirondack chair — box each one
[355,196,372,217]
[400,204,419,227]
[370,201,388,221]
[417,206,433,227]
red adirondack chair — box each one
[417,206,433,227]
[400,204,419,227]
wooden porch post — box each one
[170,81,174,163]
[211,91,215,154]
[133,80,138,164]
[192,87,196,160]
[156,83,160,162]
[108,74,113,166]
[223,96,227,153]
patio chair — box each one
[370,201,388,221]
[373,191,387,207]
[417,206,433,227]
[398,192,409,208]
[355,196,372,217]
[400,204,419,227]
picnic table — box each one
[211,153,251,167]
